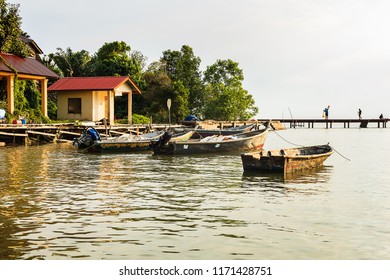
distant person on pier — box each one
[379,113,384,119]
[358,108,362,119]
[323,105,330,119]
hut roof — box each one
[48,76,141,94]
[0,53,59,79]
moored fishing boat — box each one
[241,144,333,173]
[73,127,194,153]
[73,127,164,153]
[191,124,256,138]
[152,122,270,155]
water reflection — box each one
[2,136,388,260]
[2,145,256,259]
[1,142,331,260]
[243,165,332,183]
[0,145,55,260]
[241,165,333,196]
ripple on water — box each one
[1,130,390,260]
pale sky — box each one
[8,0,390,119]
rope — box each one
[330,145,351,161]
[272,130,303,147]
[81,142,97,152]
[272,130,351,161]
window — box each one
[68,98,81,114]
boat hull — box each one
[241,145,333,173]
[74,128,165,153]
[84,140,152,153]
[154,128,268,155]
[192,124,255,139]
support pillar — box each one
[127,92,132,125]
[7,75,15,114]
[41,78,48,117]
[108,90,114,125]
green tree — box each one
[141,62,173,122]
[0,0,46,122]
[47,47,92,77]
[140,61,189,123]
[170,80,189,123]
[91,41,145,82]
[0,0,29,57]
[161,45,204,116]
[203,59,258,120]
[89,41,147,119]
[13,78,28,113]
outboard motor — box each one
[151,130,173,148]
[73,127,101,149]
[160,130,173,146]
[86,127,101,141]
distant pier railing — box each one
[257,119,388,129]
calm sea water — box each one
[1,127,390,260]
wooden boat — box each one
[73,127,194,153]
[73,127,164,153]
[191,124,256,138]
[152,123,270,155]
[241,144,333,173]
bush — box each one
[132,114,150,124]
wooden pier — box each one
[0,123,174,145]
[258,119,388,129]
[0,118,388,146]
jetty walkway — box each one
[0,118,388,145]
[258,118,388,129]
[0,123,173,145]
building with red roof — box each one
[0,52,59,118]
[48,76,141,124]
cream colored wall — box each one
[93,91,108,121]
[115,83,133,95]
[57,91,93,121]
[56,86,135,121]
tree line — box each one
[1,0,258,123]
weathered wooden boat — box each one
[73,127,165,153]
[73,127,194,153]
[241,144,333,173]
[152,123,270,155]
[191,124,256,138]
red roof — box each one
[0,53,59,78]
[48,76,141,93]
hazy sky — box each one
[8,0,390,119]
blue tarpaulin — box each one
[184,115,199,121]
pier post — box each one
[256,118,388,129]
[108,90,115,125]
[40,78,48,117]
[6,75,15,114]
[127,90,133,125]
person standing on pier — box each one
[323,105,330,119]
[358,108,362,119]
